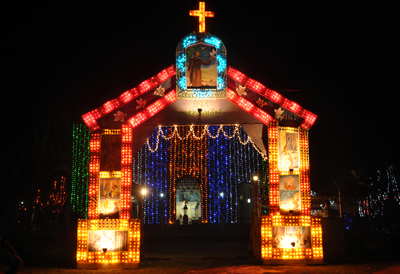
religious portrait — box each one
[272,226,311,249]
[99,178,121,218]
[278,128,300,169]
[88,230,129,252]
[186,44,217,89]
[279,175,301,215]
[176,189,201,221]
[100,134,121,171]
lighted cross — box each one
[189,2,214,33]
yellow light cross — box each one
[189,2,214,33]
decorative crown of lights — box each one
[146,124,267,160]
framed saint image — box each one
[100,135,121,171]
[99,178,121,218]
[278,127,300,169]
[88,230,129,252]
[279,175,300,215]
[186,44,217,89]
[272,226,311,249]
[176,188,201,221]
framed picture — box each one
[186,44,217,89]
[278,127,300,169]
[272,226,311,249]
[100,135,121,171]
[279,175,300,215]
[99,178,121,218]
[175,33,227,99]
[88,230,129,252]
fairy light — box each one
[299,128,311,216]
[358,165,400,218]
[146,124,267,161]
[176,32,227,100]
[121,124,132,219]
[82,65,176,131]
[132,127,169,225]
[227,66,318,129]
[189,2,214,33]
[133,125,264,225]
[71,123,90,217]
[77,219,140,267]
[261,216,322,260]
[88,133,100,219]
[268,121,279,215]
[36,176,67,213]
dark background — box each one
[3,1,399,195]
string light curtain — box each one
[169,126,208,224]
[207,125,263,224]
[71,123,90,217]
[132,127,169,224]
[134,125,265,224]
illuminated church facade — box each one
[73,2,322,268]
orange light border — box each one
[88,133,100,219]
[299,128,311,215]
[77,219,140,268]
[268,121,279,214]
[261,215,323,260]
[121,124,133,219]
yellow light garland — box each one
[146,124,267,160]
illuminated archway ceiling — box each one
[82,65,318,156]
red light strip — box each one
[82,65,176,131]
[227,89,274,125]
[126,89,177,128]
[227,66,317,129]
[88,133,100,219]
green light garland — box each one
[71,122,90,218]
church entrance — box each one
[175,176,201,225]
[132,125,265,226]
[237,183,253,224]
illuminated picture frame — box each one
[176,32,227,99]
[278,127,300,170]
[100,134,122,171]
[279,175,301,215]
[261,216,323,262]
[98,178,122,219]
[77,219,140,269]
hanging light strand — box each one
[146,125,267,160]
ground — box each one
[1,223,399,273]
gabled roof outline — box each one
[82,65,317,132]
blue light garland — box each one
[134,126,264,224]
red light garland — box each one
[127,90,177,128]
[227,66,317,129]
[227,88,275,125]
[82,65,176,131]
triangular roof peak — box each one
[82,65,317,131]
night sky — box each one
[4,1,399,195]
